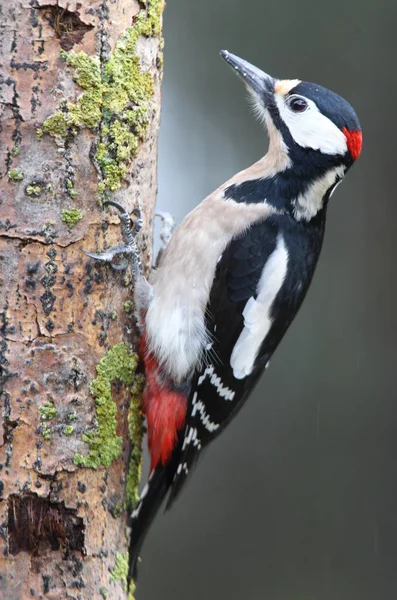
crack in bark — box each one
[0,231,83,248]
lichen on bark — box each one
[61,207,83,228]
[42,0,163,198]
[74,343,140,469]
[126,374,145,509]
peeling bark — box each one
[0,0,163,597]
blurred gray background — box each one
[141,1,397,598]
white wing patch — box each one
[230,235,289,379]
[275,95,347,156]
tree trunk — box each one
[0,0,163,598]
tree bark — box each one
[0,0,163,598]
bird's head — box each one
[221,50,362,166]
[221,50,362,219]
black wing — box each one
[166,209,326,508]
[166,218,282,507]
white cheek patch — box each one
[275,95,347,156]
[230,235,289,379]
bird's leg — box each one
[154,211,175,268]
[84,201,152,328]
[83,200,143,278]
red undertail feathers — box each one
[139,334,187,471]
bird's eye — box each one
[287,96,308,113]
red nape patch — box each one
[139,334,187,471]
[343,128,362,160]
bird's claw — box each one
[83,201,143,275]
[83,245,135,271]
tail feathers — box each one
[165,441,201,511]
[128,466,170,587]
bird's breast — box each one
[145,192,277,383]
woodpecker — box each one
[86,50,362,587]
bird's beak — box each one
[220,50,275,100]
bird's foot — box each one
[83,200,143,277]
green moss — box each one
[97,181,106,195]
[64,425,74,436]
[11,146,20,157]
[98,160,127,193]
[123,300,133,314]
[36,127,43,140]
[110,552,128,586]
[99,588,108,599]
[8,168,24,181]
[128,582,136,600]
[26,185,41,196]
[74,343,138,469]
[42,112,70,137]
[39,401,58,420]
[61,208,83,228]
[39,401,57,441]
[67,411,77,421]
[126,374,145,509]
[128,583,137,600]
[66,178,77,199]
[41,0,163,198]
[45,183,53,192]
[110,551,138,598]
[43,52,102,138]
[42,423,51,441]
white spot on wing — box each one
[182,426,198,450]
[191,392,220,432]
[198,364,235,401]
[176,462,189,478]
[230,235,289,379]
